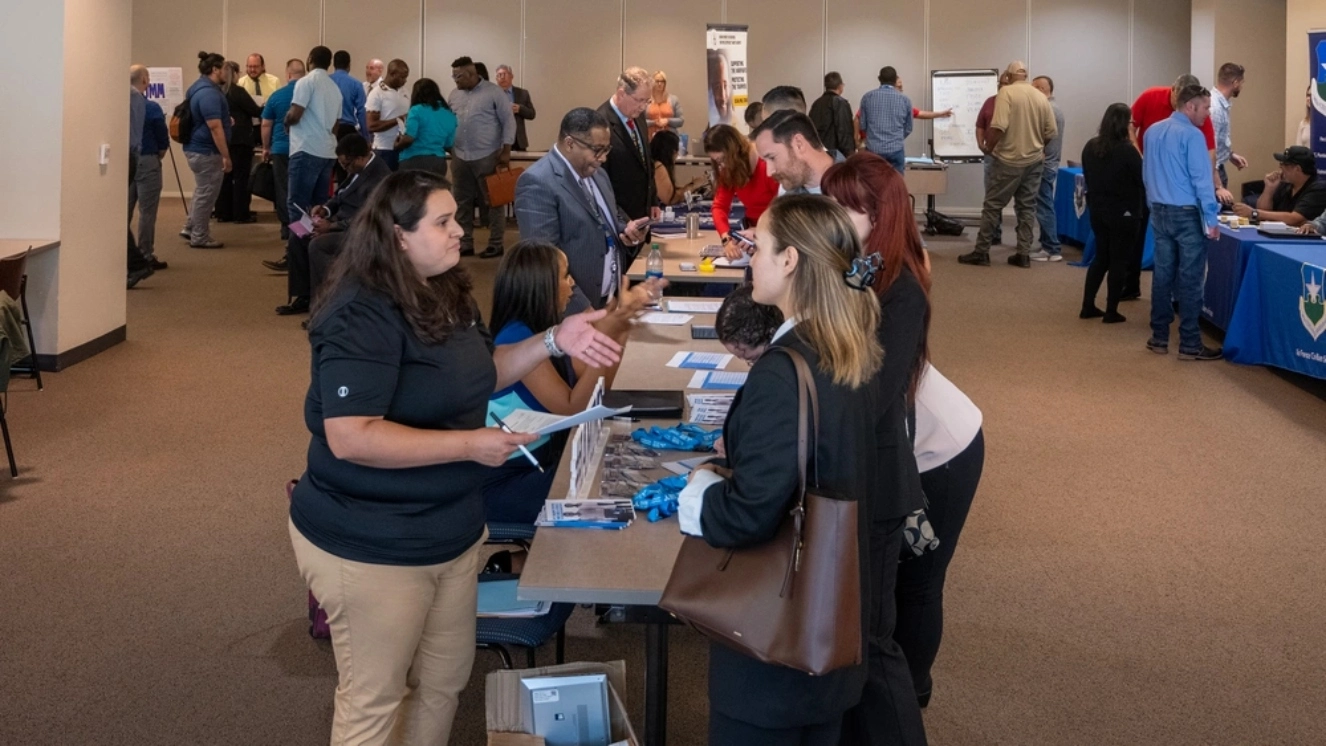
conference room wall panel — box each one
[324,0,422,83]
[726,0,826,113]
[1132,0,1193,98]
[1030,0,1132,172]
[226,0,322,79]
[1210,0,1285,183]
[522,0,624,150]
[423,0,522,88]
[128,0,1198,213]
[623,0,722,145]
[826,0,926,154]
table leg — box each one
[645,620,669,746]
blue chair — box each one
[476,522,575,669]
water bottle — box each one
[646,244,665,282]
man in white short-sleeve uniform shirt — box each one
[366,59,411,171]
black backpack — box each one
[169,97,193,144]
[924,209,966,237]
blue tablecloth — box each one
[1202,225,1263,330]
[1223,241,1326,380]
[1054,167,1154,270]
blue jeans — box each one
[1149,203,1209,351]
[287,151,334,220]
[878,149,905,175]
[374,149,400,171]
[1035,161,1061,253]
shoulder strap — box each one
[770,346,821,501]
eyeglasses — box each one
[568,135,611,157]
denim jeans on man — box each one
[973,158,1042,256]
[1035,161,1061,254]
[452,150,506,253]
[287,151,334,222]
[272,154,291,239]
[879,149,905,175]
[183,151,225,244]
[1148,203,1209,351]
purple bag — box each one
[287,479,332,640]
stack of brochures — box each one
[477,579,552,618]
[687,393,735,424]
[535,500,636,530]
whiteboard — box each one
[930,69,998,161]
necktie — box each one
[626,119,643,160]
[254,78,262,96]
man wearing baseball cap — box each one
[1234,145,1326,227]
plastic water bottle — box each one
[646,244,665,282]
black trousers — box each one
[287,233,312,300]
[308,232,347,302]
[840,517,929,746]
[710,710,841,746]
[216,145,254,220]
[1123,196,1148,297]
[127,153,149,272]
[1084,216,1139,315]
[893,429,986,699]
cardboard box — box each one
[486,660,640,746]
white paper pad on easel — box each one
[500,404,632,436]
[666,351,733,370]
[637,312,693,325]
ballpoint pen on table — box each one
[489,412,543,473]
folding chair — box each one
[0,249,42,390]
[476,522,574,669]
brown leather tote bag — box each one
[659,348,862,676]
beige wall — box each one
[131,0,1193,212]
[1286,0,1325,150]
[0,1,65,239]
[1193,0,1287,190]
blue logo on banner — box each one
[1318,40,1326,83]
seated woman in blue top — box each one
[397,77,458,176]
[483,239,658,524]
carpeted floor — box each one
[1,201,1324,745]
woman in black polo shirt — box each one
[288,170,622,745]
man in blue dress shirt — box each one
[1142,84,1222,362]
[330,50,367,139]
[858,66,913,174]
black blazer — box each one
[700,332,876,729]
[326,154,392,229]
[595,100,656,220]
[511,86,535,151]
[809,91,856,160]
[224,85,263,148]
[872,268,928,524]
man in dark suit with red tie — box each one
[596,67,660,222]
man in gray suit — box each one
[495,64,535,151]
[516,108,651,311]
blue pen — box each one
[489,412,543,473]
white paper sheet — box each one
[637,312,694,325]
[661,456,718,475]
[713,255,750,268]
[500,404,632,436]
[686,370,749,390]
[666,299,723,313]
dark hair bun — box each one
[198,51,209,60]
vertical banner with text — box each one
[1310,31,1326,173]
[706,25,749,133]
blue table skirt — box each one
[1055,167,1154,270]
[1224,241,1326,380]
[1202,226,1264,330]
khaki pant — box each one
[290,520,482,746]
[973,157,1043,256]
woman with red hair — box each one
[822,152,985,724]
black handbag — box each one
[250,160,276,203]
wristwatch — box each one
[1251,209,1259,222]
[544,326,565,358]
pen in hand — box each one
[489,413,543,473]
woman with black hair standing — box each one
[1080,103,1144,323]
[397,78,458,177]
[290,170,624,745]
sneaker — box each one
[262,257,289,272]
[190,239,224,249]
[179,228,191,240]
[1146,339,1168,355]
[957,251,990,266]
[126,266,155,289]
[1178,345,1223,361]
[1030,250,1063,262]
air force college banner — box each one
[707,24,749,132]
[1311,31,1326,173]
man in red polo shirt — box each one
[1132,74,1233,206]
